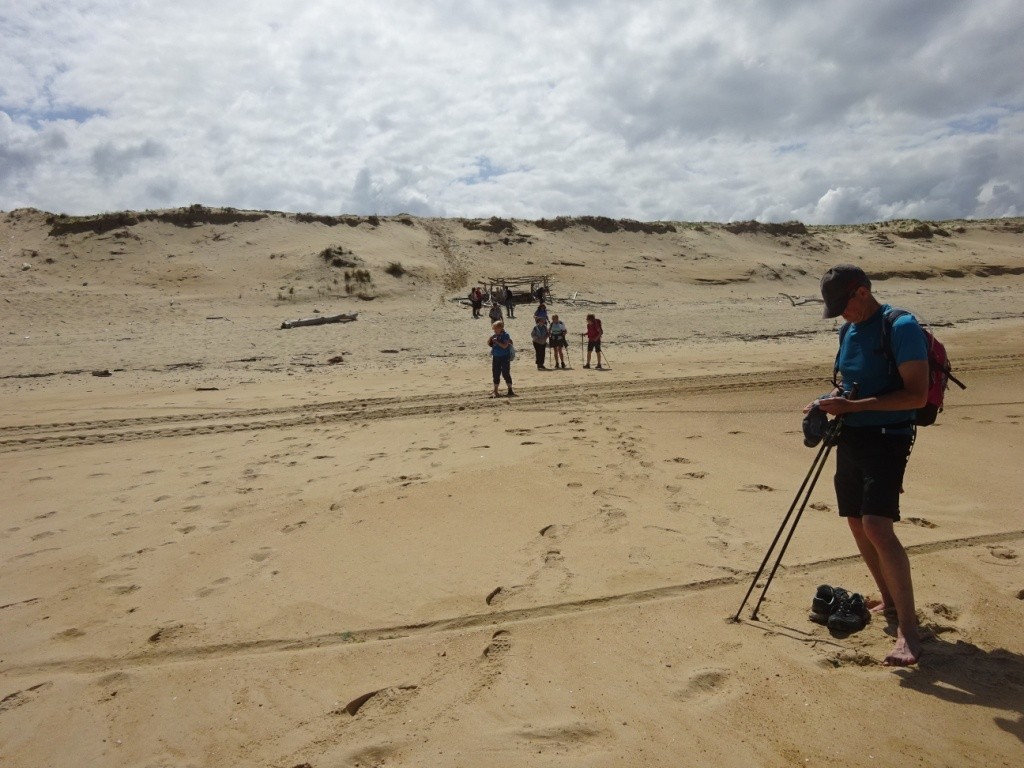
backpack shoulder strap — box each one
[834,321,852,378]
[880,308,911,364]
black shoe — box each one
[596,364,604,369]
[827,592,870,633]
[583,364,591,369]
[809,584,847,624]
[507,390,517,397]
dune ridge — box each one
[1,208,1022,767]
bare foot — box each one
[882,633,922,666]
[866,597,898,618]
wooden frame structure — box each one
[479,274,553,305]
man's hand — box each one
[816,396,858,416]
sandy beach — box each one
[2,208,1022,767]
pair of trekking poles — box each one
[733,412,846,622]
[578,334,610,367]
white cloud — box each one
[1,0,1022,222]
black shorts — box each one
[587,340,601,352]
[833,428,913,521]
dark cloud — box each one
[91,139,168,181]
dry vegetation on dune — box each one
[2,205,1023,386]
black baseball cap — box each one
[820,265,871,318]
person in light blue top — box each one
[548,314,568,369]
[833,304,926,430]
[488,321,515,397]
[805,265,929,667]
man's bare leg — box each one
[861,515,922,666]
[847,518,894,611]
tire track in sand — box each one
[2,352,1021,453]
[4,529,1021,677]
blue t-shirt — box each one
[490,331,512,358]
[835,304,927,428]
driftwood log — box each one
[280,312,358,330]
[778,293,824,307]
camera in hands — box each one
[802,405,830,447]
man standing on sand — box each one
[503,285,515,318]
[805,265,928,666]
[469,287,484,319]
[583,314,603,369]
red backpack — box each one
[837,308,966,426]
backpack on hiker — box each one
[836,308,966,426]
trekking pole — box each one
[732,419,839,622]
[746,418,844,620]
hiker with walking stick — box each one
[809,265,929,666]
[548,314,568,369]
[583,314,603,369]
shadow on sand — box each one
[896,637,1024,746]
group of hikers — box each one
[469,285,520,321]
[482,289,605,398]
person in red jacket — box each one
[583,314,603,369]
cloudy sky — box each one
[2,0,1023,223]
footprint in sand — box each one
[983,546,1018,563]
[485,585,525,606]
[53,627,86,640]
[0,682,53,714]
[683,471,708,479]
[483,629,512,658]
[741,484,774,492]
[339,685,419,717]
[147,623,187,643]
[195,578,230,598]
[629,546,651,563]
[924,602,961,636]
[674,667,731,702]
[250,548,273,562]
[903,517,938,528]
[928,602,960,621]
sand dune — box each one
[1,208,1022,767]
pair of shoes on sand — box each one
[809,584,871,632]
[491,390,517,398]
